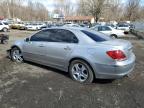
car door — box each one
[22,30,48,63]
[44,29,78,69]
[99,26,112,35]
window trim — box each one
[30,29,79,44]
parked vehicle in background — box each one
[41,23,64,29]
[40,25,51,29]
[10,22,25,30]
[19,24,27,30]
[79,24,89,28]
[91,25,125,38]
[63,24,81,28]
[129,24,135,31]
[105,24,117,29]
[26,24,42,31]
[116,24,130,33]
[37,23,46,29]
[0,21,10,32]
[8,27,135,83]
[91,23,101,27]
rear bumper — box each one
[93,54,135,79]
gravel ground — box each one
[0,30,144,108]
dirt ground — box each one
[0,30,144,108]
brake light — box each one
[106,50,126,61]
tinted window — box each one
[101,26,111,31]
[52,29,78,43]
[30,30,52,42]
[118,25,129,27]
[81,30,111,42]
[30,29,78,43]
[0,23,2,25]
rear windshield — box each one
[81,30,111,42]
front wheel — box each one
[69,60,94,83]
[1,39,8,44]
[11,47,23,63]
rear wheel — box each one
[11,47,23,63]
[110,34,117,38]
[3,28,8,32]
[69,60,94,83]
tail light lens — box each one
[106,50,126,61]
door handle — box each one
[64,46,71,50]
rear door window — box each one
[54,29,78,43]
[81,30,111,42]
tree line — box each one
[0,0,143,22]
[0,0,48,21]
[77,0,144,22]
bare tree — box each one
[77,0,89,16]
[53,0,75,16]
[102,0,123,21]
[0,0,48,21]
[125,0,141,21]
[77,0,106,22]
[64,0,75,16]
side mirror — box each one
[25,37,30,42]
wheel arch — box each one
[68,57,96,78]
[11,45,23,54]
[110,34,118,38]
[11,45,21,50]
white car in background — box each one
[26,24,46,31]
[26,24,41,30]
[91,25,125,38]
[63,24,81,28]
[116,24,130,33]
[0,22,10,32]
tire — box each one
[69,60,94,83]
[110,34,117,38]
[11,47,23,63]
[1,39,8,44]
[3,28,8,32]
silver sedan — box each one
[8,27,135,83]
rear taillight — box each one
[106,50,126,61]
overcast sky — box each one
[30,0,77,12]
[31,0,144,12]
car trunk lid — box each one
[100,39,133,59]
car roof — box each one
[43,27,88,31]
[42,27,110,38]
